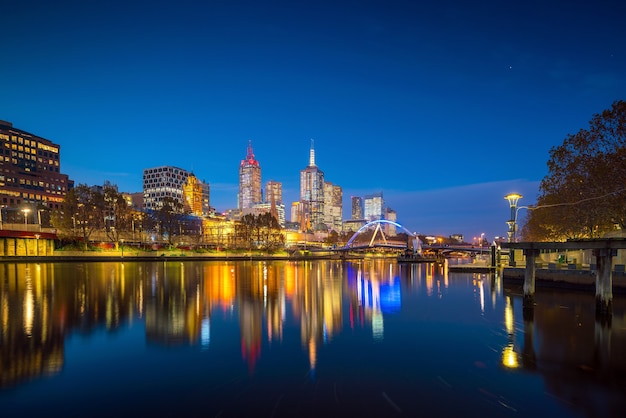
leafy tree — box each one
[522,100,626,240]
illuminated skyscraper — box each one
[239,140,262,209]
[323,182,342,232]
[265,180,282,204]
[351,196,363,220]
[299,140,324,231]
[385,207,397,236]
[364,192,384,221]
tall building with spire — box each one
[239,140,261,210]
[299,140,324,231]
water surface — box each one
[1,260,625,417]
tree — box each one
[235,212,284,251]
[522,100,626,241]
[103,181,133,244]
[153,197,185,245]
[52,184,104,249]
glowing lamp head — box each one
[504,193,523,207]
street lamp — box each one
[504,194,522,243]
[35,234,40,256]
[37,209,45,231]
[22,208,31,228]
[120,239,124,258]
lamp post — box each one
[35,234,40,256]
[0,205,5,230]
[504,194,522,243]
[22,208,31,228]
[120,239,124,258]
[37,209,44,231]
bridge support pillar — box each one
[594,248,616,319]
[523,248,540,310]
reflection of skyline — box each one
[3,258,625,410]
[0,261,352,386]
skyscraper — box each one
[265,180,282,204]
[239,140,261,210]
[351,196,363,220]
[299,140,324,231]
[323,182,342,232]
[364,192,384,221]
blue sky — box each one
[2,0,625,240]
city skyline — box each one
[2,0,625,240]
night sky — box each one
[2,0,625,241]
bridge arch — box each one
[344,219,417,248]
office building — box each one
[364,192,384,221]
[299,141,324,231]
[239,140,261,209]
[385,207,397,236]
[0,120,73,210]
[143,165,190,210]
[351,196,363,220]
[248,202,286,226]
[323,182,342,232]
[265,180,282,204]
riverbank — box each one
[0,249,369,263]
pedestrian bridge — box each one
[342,220,418,251]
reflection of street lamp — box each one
[504,194,522,243]
[22,208,31,227]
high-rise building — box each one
[364,192,384,221]
[183,173,210,217]
[239,140,261,209]
[143,165,190,210]
[323,182,342,232]
[0,120,73,210]
[265,181,282,204]
[351,196,363,220]
[299,140,324,231]
[385,207,397,236]
[248,202,286,226]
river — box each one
[1,259,625,417]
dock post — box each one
[523,248,540,310]
[594,248,616,319]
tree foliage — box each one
[522,100,626,241]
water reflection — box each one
[1,260,625,417]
